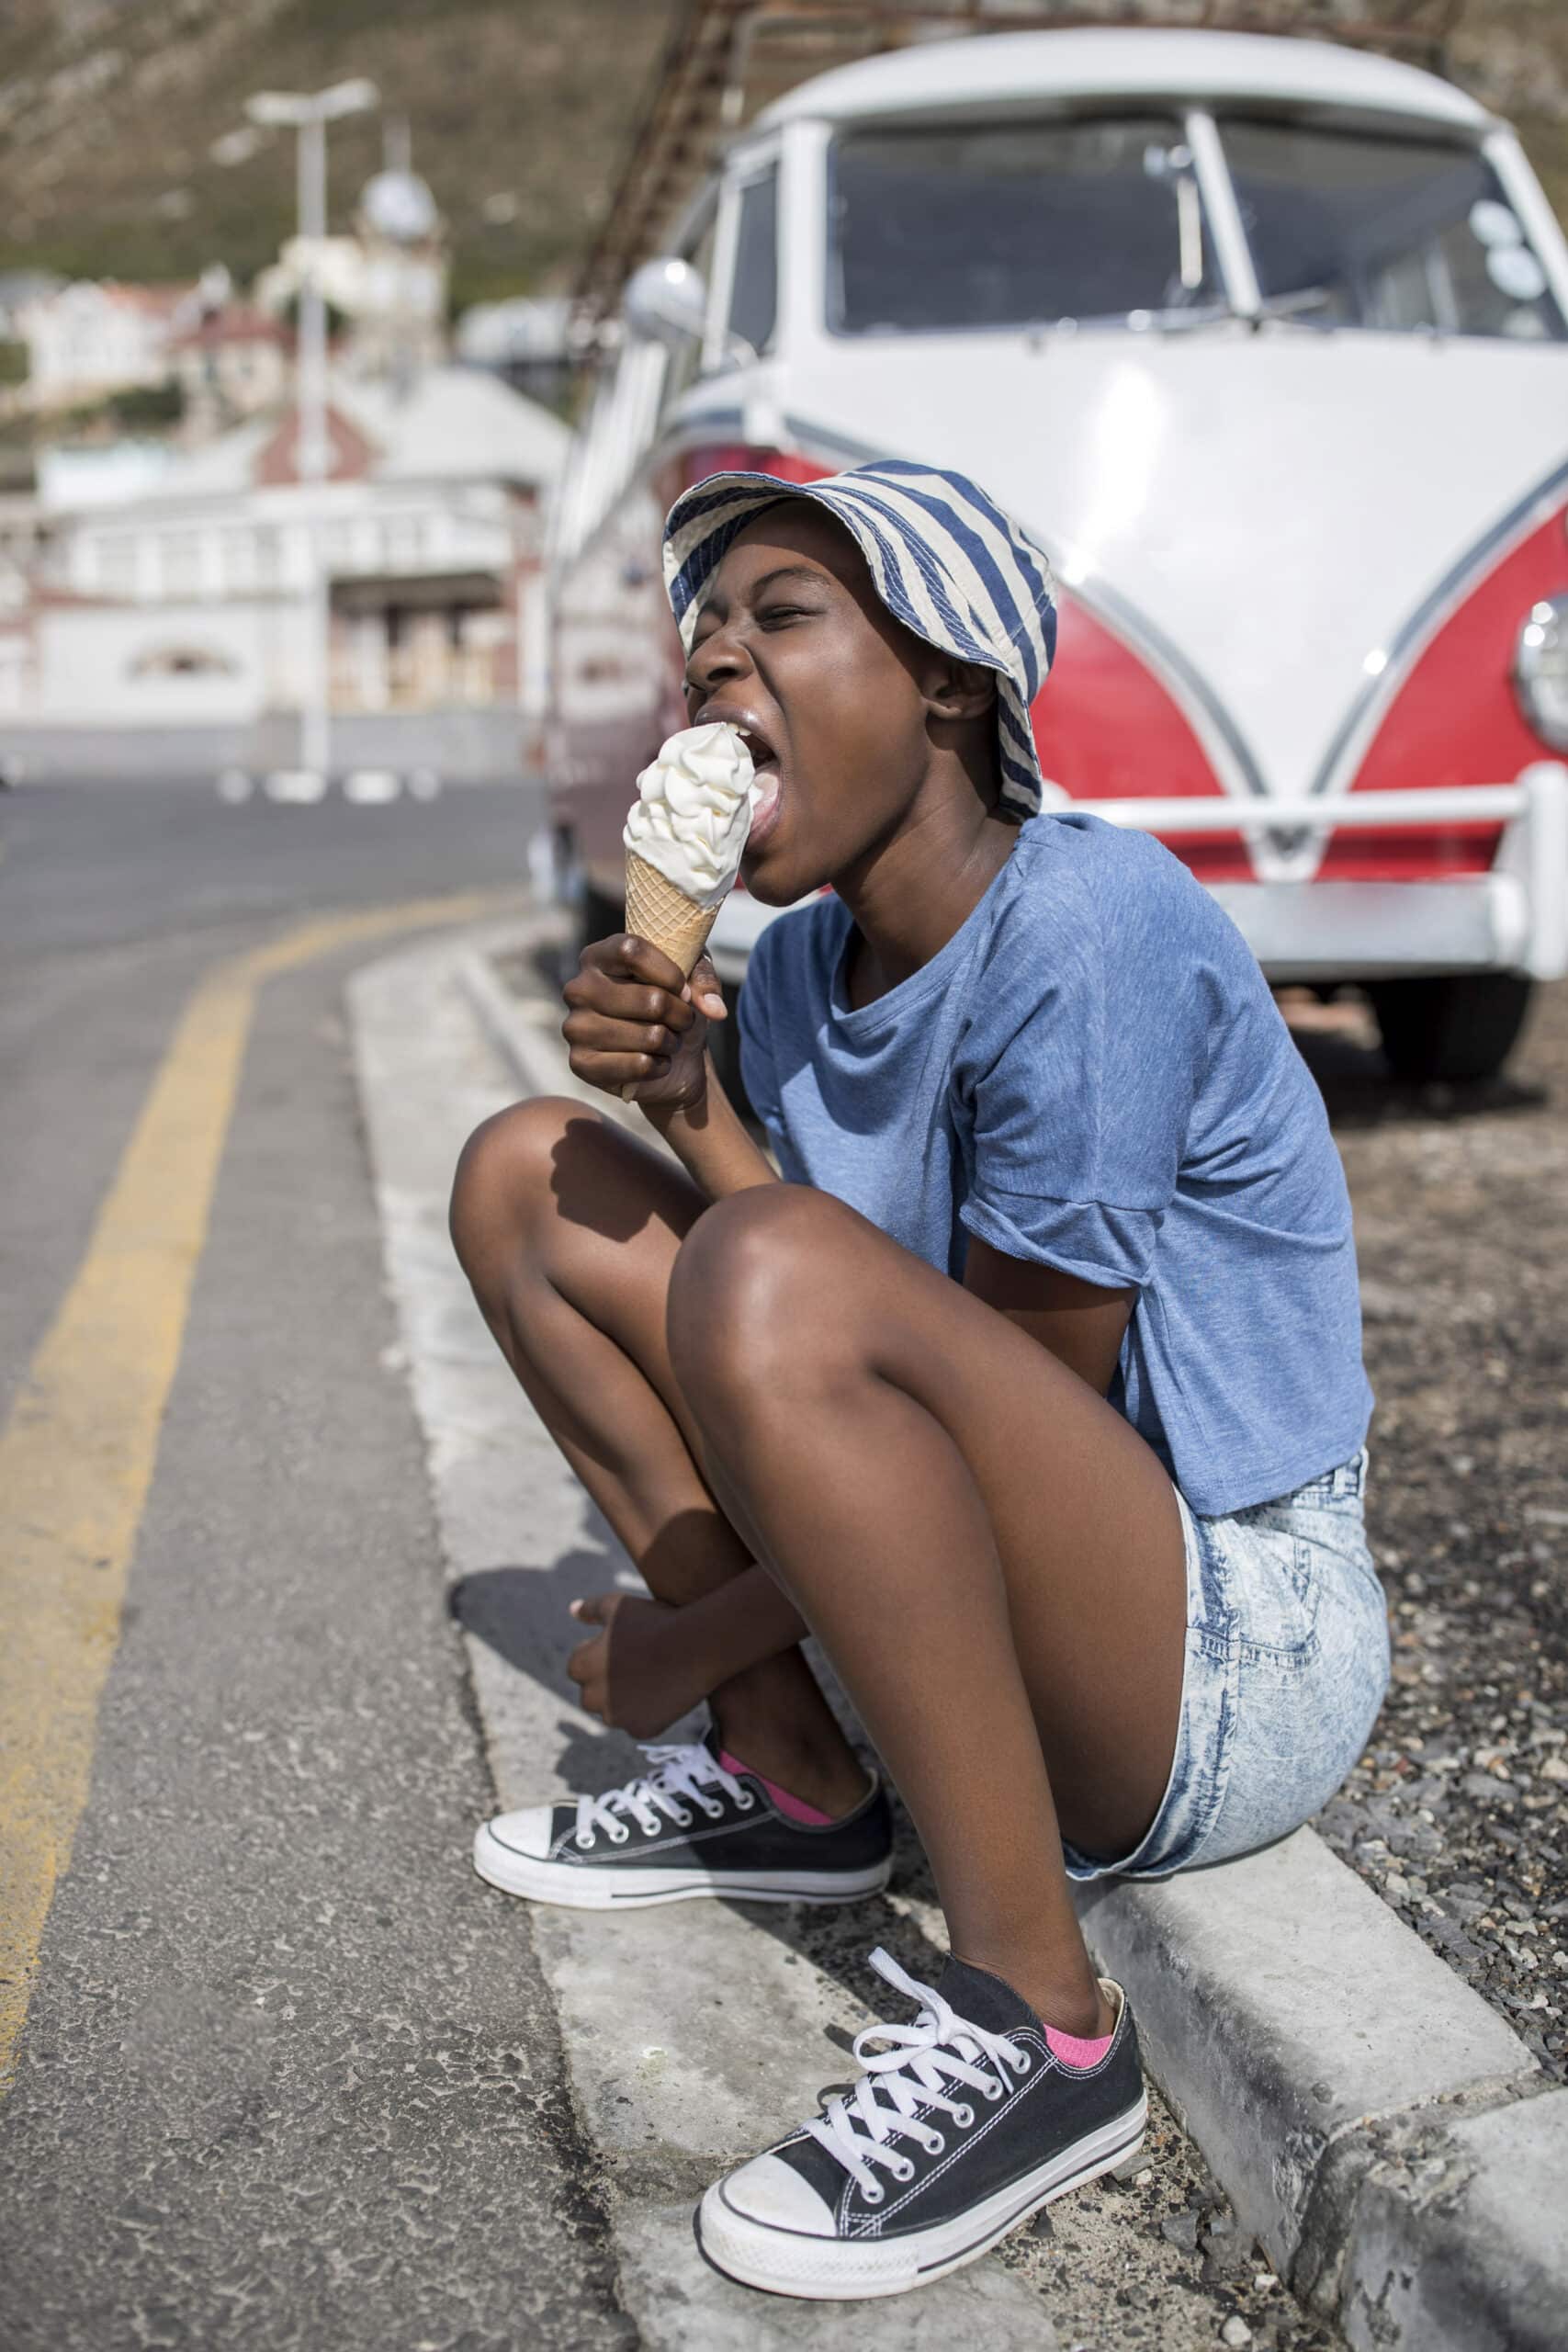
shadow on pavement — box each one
[448,1544,950,2021]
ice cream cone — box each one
[619,721,754,1101]
[619,852,725,1102]
[623,848,721,978]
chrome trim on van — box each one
[1308,451,1568,802]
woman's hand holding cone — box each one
[562,934,727,1109]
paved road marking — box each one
[0,890,515,2090]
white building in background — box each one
[16,279,199,410]
[35,442,175,507]
[351,166,447,381]
[0,493,39,721]
[0,145,567,775]
[0,270,62,339]
[254,164,448,384]
[254,235,367,324]
[11,367,567,757]
[170,306,294,426]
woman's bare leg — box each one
[447,1096,867,1815]
[666,1185,1190,2037]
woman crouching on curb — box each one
[449,460,1389,2302]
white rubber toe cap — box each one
[718,2151,837,2236]
[479,1804,556,1862]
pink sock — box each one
[718,1748,837,1826]
[1044,2021,1115,2068]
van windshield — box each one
[1218,117,1566,341]
[829,111,1565,344]
[829,116,1223,334]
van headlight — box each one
[1514,596,1568,749]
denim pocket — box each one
[1221,1521,1324,1671]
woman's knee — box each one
[448,1095,585,1282]
[667,1185,863,1406]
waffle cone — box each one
[623,850,721,977]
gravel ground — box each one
[1286,978,1568,2082]
[998,2109,1334,2352]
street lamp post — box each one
[245,79,378,783]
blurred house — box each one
[15,279,200,411]
[0,270,62,382]
[254,159,449,384]
[456,297,570,406]
[35,443,175,506]
[0,270,63,332]
[0,130,560,776]
[170,306,294,430]
[350,164,448,381]
[0,492,40,719]
[6,366,567,775]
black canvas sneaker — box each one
[698,1944,1145,2300]
[472,1733,893,1910]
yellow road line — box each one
[0,888,516,2088]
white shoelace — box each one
[572,1742,750,1848]
[803,1948,1029,2203]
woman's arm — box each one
[963,1236,1134,1396]
[567,1567,810,1739]
[562,937,777,1200]
[639,1050,777,1200]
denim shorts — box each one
[1062,1449,1390,1883]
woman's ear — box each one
[922,656,997,726]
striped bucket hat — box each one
[662,458,1057,822]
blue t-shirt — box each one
[737,813,1371,1517]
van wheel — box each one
[1366,975,1533,1082]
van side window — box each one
[728,168,779,356]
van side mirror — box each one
[623,256,709,346]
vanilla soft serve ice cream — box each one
[622,721,759,912]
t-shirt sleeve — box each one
[955,872,1198,1291]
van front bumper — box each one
[1204,876,1545,983]
[1085,766,1568,984]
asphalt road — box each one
[0,779,633,2350]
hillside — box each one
[1448,0,1568,220]
[0,0,1563,313]
[0,0,682,311]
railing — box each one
[1060,775,1563,835]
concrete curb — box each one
[1334,2086,1568,2350]
[355,916,1565,2349]
[1077,1847,1547,2342]
[350,922,1057,2348]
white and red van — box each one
[547,26,1568,1081]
